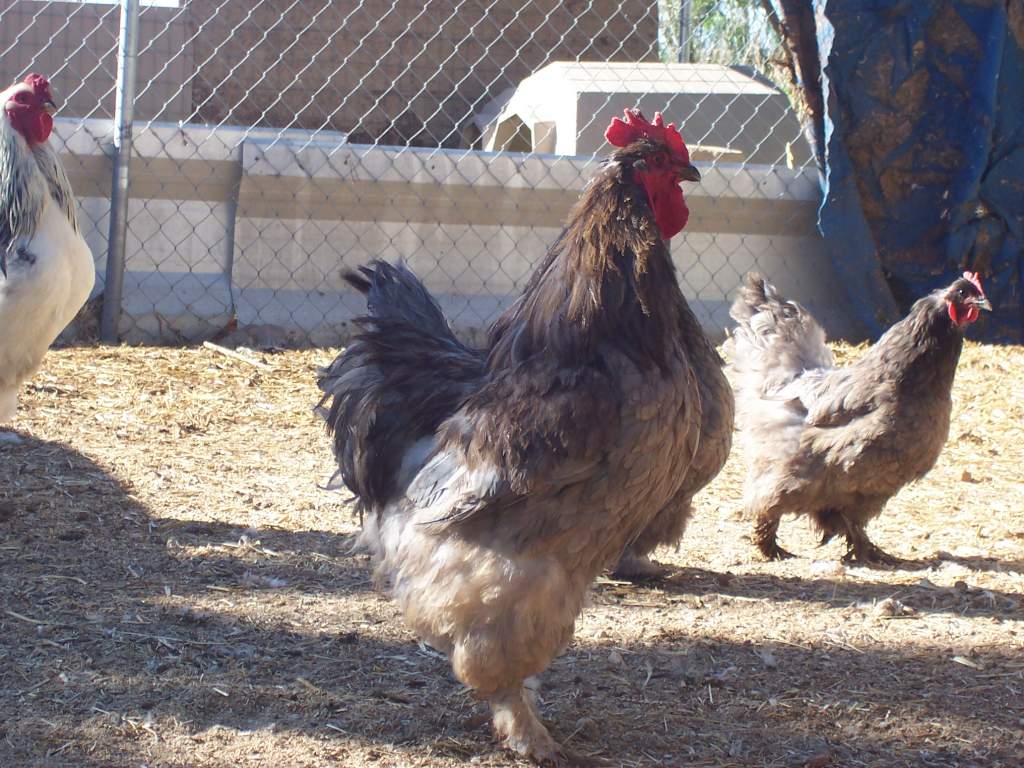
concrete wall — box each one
[56,117,862,346]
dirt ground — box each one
[1,341,1022,768]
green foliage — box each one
[658,0,805,120]
[659,0,781,73]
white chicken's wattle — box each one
[0,74,94,440]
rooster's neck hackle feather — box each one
[488,161,685,373]
[0,116,48,261]
[32,142,80,233]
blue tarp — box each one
[816,0,1024,341]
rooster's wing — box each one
[408,356,623,531]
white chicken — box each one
[0,74,94,441]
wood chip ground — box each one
[1,342,1021,767]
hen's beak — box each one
[678,163,701,183]
[972,296,992,311]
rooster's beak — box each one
[43,99,57,116]
[973,296,993,311]
[678,163,701,183]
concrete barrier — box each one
[54,118,862,345]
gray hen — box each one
[727,272,990,564]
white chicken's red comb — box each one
[963,270,986,297]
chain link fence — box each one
[2,0,862,347]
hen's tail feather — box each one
[725,273,834,456]
[317,261,485,514]
[726,273,833,397]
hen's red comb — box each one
[963,270,986,297]
[605,108,689,161]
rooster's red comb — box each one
[23,73,51,97]
[963,270,986,297]
[605,108,689,162]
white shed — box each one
[473,62,813,167]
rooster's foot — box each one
[491,687,601,766]
[491,686,558,763]
[611,552,669,581]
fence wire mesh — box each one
[2,0,836,347]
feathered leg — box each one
[490,686,608,766]
[612,493,693,580]
[0,390,22,443]
[451,612,576,764]
[813,507,844,547]
[821,501,902,565]
[393,531,586,764]
[612,550,668,580]
[842,521,902,566]
[752,501,794,560]
[490,687,561,764]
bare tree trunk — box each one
[768,0,826,168]
[677,0,692,63]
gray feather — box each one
[32,142,80,233]
[0,120,47,274]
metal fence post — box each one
[100,0,140,344]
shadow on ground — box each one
[1,435,1021,767]
[622,563,1023,621]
